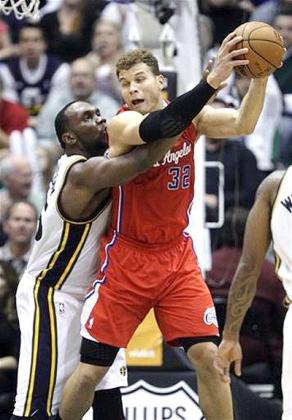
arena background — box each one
[0,0,287,419]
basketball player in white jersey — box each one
[214,166,292,420]
[12,60,224,419]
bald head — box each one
[70,58,97,100]
[0,155,33,199]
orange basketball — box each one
[233,21,285,78]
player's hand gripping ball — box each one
[233,21,285,78]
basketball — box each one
[233,21,285,78]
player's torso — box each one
[111,123,197,244]
[271,166,292,299]
[25,154,111,299]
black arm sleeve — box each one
[139,79,216,143]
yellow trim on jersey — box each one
[24,281,41,416]
[271,169,289,271]
[54,222,91,290]
[24,223,70,416]
[58,198,111,225]
[55,154,111,225]
[39,223,71,283]
[47,287,57,416]
[271,171,287,215]
[274,252,282,275]
[23,220,92,416]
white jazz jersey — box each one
[271,165,292,301]
[14,154,127,418]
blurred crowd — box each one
[0,0,291,417]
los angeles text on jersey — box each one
[281,194,292,213]
[153,141,192,167]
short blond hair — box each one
[116,48,160,77]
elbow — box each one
[235,122,256,137]
[244,125,256,136]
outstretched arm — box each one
[196,77,268,138]
[108,32,250,156]
[214,171,283,382]
[107,80,217,156]
[60,133,182,220]
[68,134,181,191]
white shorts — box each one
[13,276,127,418]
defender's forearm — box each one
[223,261,258,339]
[132,135,180,173]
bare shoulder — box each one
[193,104,212,125]
[65,156,105,188]
[107,110,146,156]
[256,170,285,204]
[107,111,144,139]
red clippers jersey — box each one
[110,106,197,244]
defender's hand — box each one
[214,338,242,383]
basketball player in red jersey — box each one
[59,33,271,420]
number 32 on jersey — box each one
[167,165,191,190]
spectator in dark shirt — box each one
[0,23,65,127]
[0,259,19,419]
[273,4,292,167]
[205,99,260,226]
[199,0,250,47]
[206,137,260,213]
[40,0,103,63]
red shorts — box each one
[83,232,218,348]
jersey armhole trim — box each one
[271,168,290,216]
[55,156,111,225]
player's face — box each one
[19,28,46,59]
[118,63,165,114]
[67,102,108,156]
[275,15,292,49]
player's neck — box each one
[152,97,166,112]
[67,149,87,158]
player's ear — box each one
[157,74,165,90]
[62,132,77,146]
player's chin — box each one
[139,106,152,115]
[131,102,149,114]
